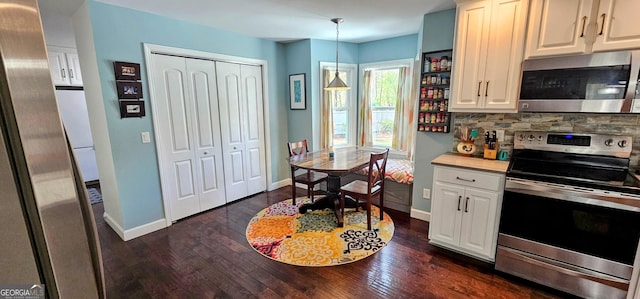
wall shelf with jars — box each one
[418,49,452,133]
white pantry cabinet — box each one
[449,0,529,113]
[526,0,640,58]
[48,46,83,86]
[428,165,505,262]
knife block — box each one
[483,142,498,160]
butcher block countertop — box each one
[431,153,509,173]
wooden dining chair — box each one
[288,140,328,205]
[340,149,389,231]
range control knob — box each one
[537,135,544,141]
[528,134,535,141]
[618,140,628,148]
[517,134,524,141]
[604,139,614,147]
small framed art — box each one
[289,73,306,110]
[113,61,141,81]
[116,81,143,99]
[119,101,145,118]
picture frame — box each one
[113,61,141,81]
[119,101,146,118]
[289,73,306,110]
[116,81,143,99]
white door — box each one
[151,54,226,221]
[450,0,490,110]
[429,181,465,246]
[48,50,68,86]
[240,64,267,195]
[186,59,226,211]
[216,62,267,202]
[525,0,593,58]
[458,187,499,259]
[592,0,640,52]
[66,52,83,86]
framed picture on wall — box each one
[116,81,143,99]
[113,61,141,81]
[289,73,306,110]
[119,101,145,118]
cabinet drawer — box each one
[435,166,503,191]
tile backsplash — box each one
[452,113,640,170]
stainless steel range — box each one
[496,131,640,299]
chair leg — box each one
[366,197,372,231]
[379,192,384,221]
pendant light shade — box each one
[325,18,350,91]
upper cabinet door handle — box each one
[485,81,489,97]
[61,69,66,79]
[599,13,606,35]
[477,81,482,97]
[580,16,587,37]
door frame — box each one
[143,43,272,226]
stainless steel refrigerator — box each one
[0,1,105,298]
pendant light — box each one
[325,18,350,91]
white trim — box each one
[317,62,358,151]
[410,208,430,222]
[269,178,291,191]
[104,212,167,241]
[143,43,272,227]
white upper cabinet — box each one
[526,0,640,58]
[47,46,83,86]
[450,0,529,113]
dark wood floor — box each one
[93,187,575,298]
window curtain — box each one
[358,70,373,147]
[392,65,417,159]
[320,69,333,149]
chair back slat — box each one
[288,140,309,157]
[367,149,389,193]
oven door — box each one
[496,177,640,298]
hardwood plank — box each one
[94,186,578,298]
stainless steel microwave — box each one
[518,50,640,113]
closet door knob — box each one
[204,152,209,155]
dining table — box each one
[288,148,372,227]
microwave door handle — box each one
[623,51,640,111]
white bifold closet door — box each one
[216,62,266,202]
[151,54,226,221]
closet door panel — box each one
[151,54,200,221]
[241,65,266,194]
[217,62,248,201]
[186,59,226,210]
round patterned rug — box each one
[246,197,394,266]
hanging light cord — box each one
[333,18,342,77]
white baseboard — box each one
[410,208,430,222]
[103,212,167,241]
[269,178,291,191]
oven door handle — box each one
[499,246,629,291]
[505,178,640,212]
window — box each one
[319,62,357,149]
[359,59,414,152]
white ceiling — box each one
[38,0,456,43]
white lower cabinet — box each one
[429,165,504,262]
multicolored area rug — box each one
[246,198,394,266]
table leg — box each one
[298,174,356,227]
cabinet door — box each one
[458,187,500,260]
[450,0,491,111]
[429,181,465,246]
[48,50,69,86]
[66,52,83,86]
[592,0,640,52]
[482,0,528,111]
[525,0,594,58]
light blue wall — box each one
[358,34,419,63]
[87,1,287,229]
[286,40,312,146]
[412,8,457,213]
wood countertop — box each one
[431,153,509,173]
